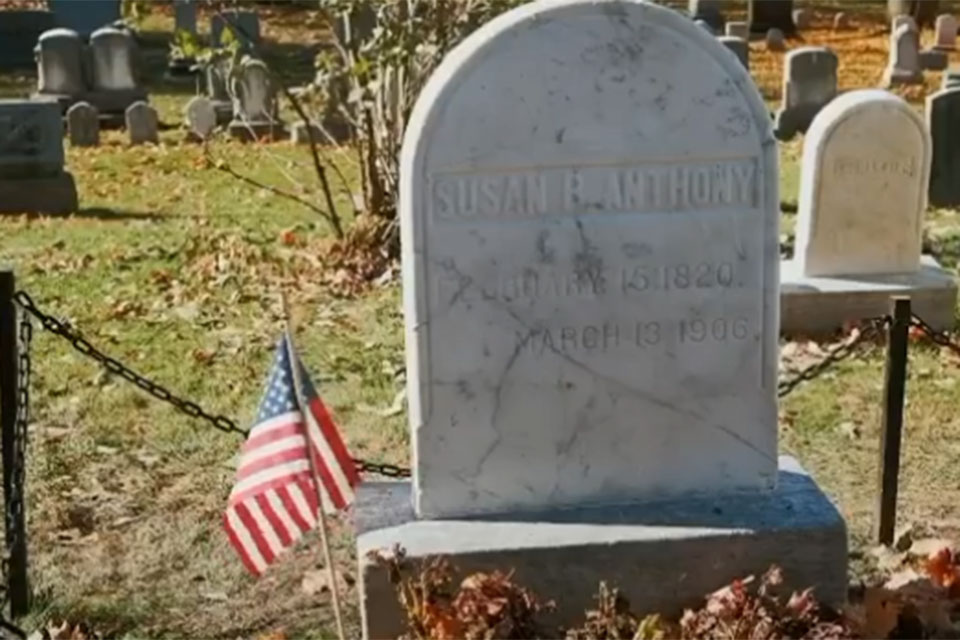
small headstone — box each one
[832,12,849,30]
[927,88,960,207]
[34,28,85,98]
[48,0,120,36]
[749,0,795,34]
[228,58,284,141]
[0,98,78,214]
[66,101,99,147]
[125,101,158,144]
[934,14,957,51]
[719,36,749,68]
[883,23,924,86]
[766,28,786,51]
[774,47,838,140]
[211,10,260,50]
[783,89,955,333]
[185,96,216,140]
[920,49,949,70]
[688,0,725,32]
[792,8,813,30]
[725,21,750,39]
[0,11,56,71]
[359,3,847,637]
[174,0,197,34]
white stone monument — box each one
[782,90,957,333]
[356,0,847,636]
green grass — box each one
[2,2,960,637]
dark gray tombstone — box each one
[228,58,285,141]
[174,0,197,34]
[688,0,725,31]
[0,99,78,214]
[719,35,749,68]
[749,0,795,34]
[205,61,234,125]
[927,88,960,207]
[48,0,120,36]
[211,11,260,51]
[0,10,56,70]
[67,101,99,147]
[888,0,940,29]
[125,101,158,145]
[774,46,838,140]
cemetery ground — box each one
[2,1,960,638]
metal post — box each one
[0,270,28,615]
[875,296,911,546]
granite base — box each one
[781,257,958,334]
[355,456,847,640]
[0,173,78,215]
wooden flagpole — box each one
[282,295,347,640]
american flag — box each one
[223,334,360,576]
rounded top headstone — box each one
[402,0,780,518]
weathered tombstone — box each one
[934,14,957,51]
[0,98,78,214]
[185,96,216,140]
[174,0,197,34]
[67,101,99,147]
[48,0,120,36]
[125,101,158,145]
[228,58,284,141]
[357,1,846,636]
[792,8,813,30]
[33,28,85,101]
[774,47,838,140]
[88,26,148,117]
[719,35,749,68]
[204,61,234,125]
[888,0,940,30]
[688,0,725,31]
[725,20,749,39]
[833,12,849,30]
[211,10,260,50]
[782,90,955,333]
[749,0,795,34]
[0,10,55,70]
[919,49,948,70]
[883,23,924,86]
[927,88,960,208]
[766,27,786,51]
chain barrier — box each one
[777,317,889,398]
[910,314,960,358]
[12,291,410,479]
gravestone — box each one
[892,14,917,32]
[291,121,324,145]
[205,62,234,125]
[357,1,846,636]
[782,90,956,333]
[888,0,940,30]
[228,58,285,141]
[211,10,260,50]
[33,28,85,102]
[749,0,795,34]
[168,0,199,78]
[725,20,749,39]
[919,49,948,70]
[884,23,924,86]
[0,10,55,70]
[719,35,749,68]
[67,101,99,147]
[792,8,813,30]
[766,27,786,51]
[927,89,960,208]
[688,0,724,31]
[125,101,158,145]
[174,0,197,34]
[48,0,120,36]
[0,99,78,214]
[185,96,216,140]
[88,26,148,116]
[774,47,838,140]
[833,12,849,30]
[934,14,957,51]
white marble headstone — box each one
[401,0,780,518]
[795,90,930,277]
[35,28,85,96]
[232,58,274,122]
[90,27,138,91]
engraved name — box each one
[833,156,917,178]
[431,159,758,221]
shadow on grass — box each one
[73,207,167,221]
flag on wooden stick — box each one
[223,333,360,576]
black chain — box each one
[910,314,960,358]
[13,291,410,479]
[778,317,889,398]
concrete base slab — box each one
[0,172,78,215]
[355,456,847,640]
[781,257,957,335]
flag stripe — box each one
[229,460,311,502]
[264,489,299,544]
[224,508,266,576]
[234,501,276,566]
[255,493,293,548]
[247,498,284,559]
[310,396,361,485]
[289,480,318,527]
[238,442,310,480]
[245,420,305,451]
[304,411,351,508]
[276,484,312,533]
